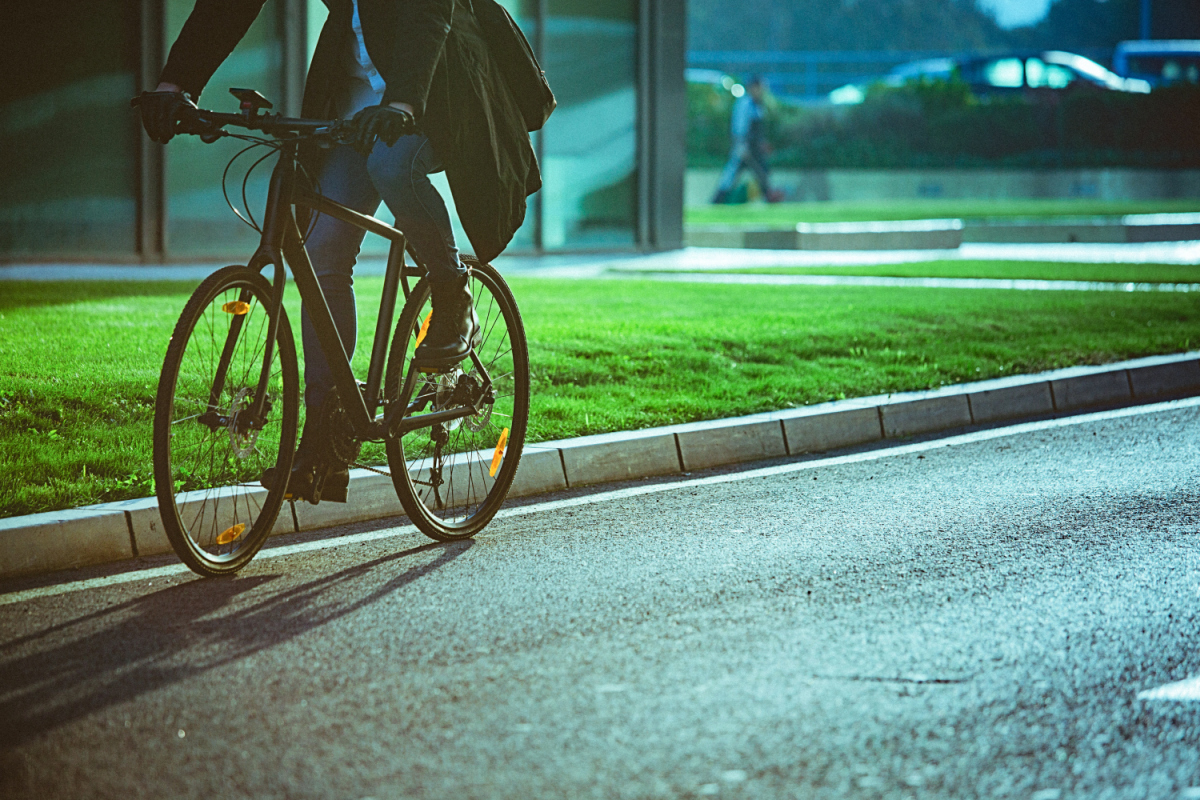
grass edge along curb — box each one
[3,351,1199,582]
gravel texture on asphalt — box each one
[2,405,1199,799]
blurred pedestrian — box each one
[711,75,783,204]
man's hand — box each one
[137,84,197,144]
[350,104,417,155]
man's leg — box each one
[299,144,381,413]
[262,143,379,502]
[747,145,782,202]
[366,134,476,367]
[712,145,747,204]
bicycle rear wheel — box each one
[153,266,299,576]
[384,258,529,541]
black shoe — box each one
[261,459,350,504]
[260,397,355,504]
[414,274,481,372]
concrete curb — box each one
[3,352,1200,580]
[686,221,964,251]
[686,213,1200,250]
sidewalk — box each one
[4,240,1200,283]
[3,351,1198,581]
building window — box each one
[541,0,639,249]
[0,1,140,258]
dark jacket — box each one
[160,0,540,262]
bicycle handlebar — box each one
[131,93,357,145]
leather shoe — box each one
[414,275,481,371]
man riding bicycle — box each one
[138,0,541,504]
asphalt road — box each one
[3,402,1200,799]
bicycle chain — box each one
[349,461,391,477]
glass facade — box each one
[0,1,140,258]
[165,0,283,256]
[541,0,638,249]
[0,0,683,261]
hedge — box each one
[689,79,1200,169]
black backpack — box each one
[470,0,556,131]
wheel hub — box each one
[432,368,465,431]
[226,388,262,459]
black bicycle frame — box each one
[208,140,489,443]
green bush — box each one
[688,78,1200,169]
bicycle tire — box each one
[384,258,530,541]
[153,265,299,576]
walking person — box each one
[137,0,543,502]
[711,75,783,204]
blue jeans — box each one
[300,135,464,412]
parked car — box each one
[1114,40,1200,87]
[829,51,1151,104]
[686,68,744,97]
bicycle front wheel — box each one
[153,266,299,576]
[384,258,530,541]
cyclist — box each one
[137,0,541,503]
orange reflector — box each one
[415,312,432,347]
[216,523,245,545]
[222,301,250,315]
[489,428,509,477]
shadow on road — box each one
[0,539,470,750]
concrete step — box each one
[686,219,964,251]
[686,213,1200,250]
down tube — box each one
[280,220,374,433]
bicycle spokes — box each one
[384,261,529,541]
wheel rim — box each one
[394,269,526,532]
[162,278,293,563]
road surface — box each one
[2,400,1200,799]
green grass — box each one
[3,276,1199,518]
[657,260,1200,285]
[685,199,1200,227]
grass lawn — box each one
[2,276,1198,518]
[654,260,1200,284]
[685,199,1200,227]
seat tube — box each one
[364,237,406,414]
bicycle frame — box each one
[211,139,492,444]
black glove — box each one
[137,91,197,144]
[350,104,417,155]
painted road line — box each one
[1137,677,1200,702]
[4,395,1200,607]
[623,272,1200,293]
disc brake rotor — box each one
[227,387,261,459]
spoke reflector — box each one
[216,523,246,545]
[489,428,509,477]
[415,312,432,347]
[222,301,251,315]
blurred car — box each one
[829,51,1151,105]
[1113,40,1200,87]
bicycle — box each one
[138,88,530,578]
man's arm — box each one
[361,0,454,120]
[158,0,269,100]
